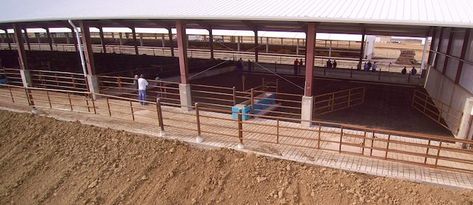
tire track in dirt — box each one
[42,157,109,205]
[0,124,45,167]
[108,154,162,205]
[0,150,56,204]
[126,147,190,204]
[10,157,75,205]
[65,147,130,205]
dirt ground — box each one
[192,71,453,138]
[0,110,472,205]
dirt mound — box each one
[0,110,472,205]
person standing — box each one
[411,66,417,75]
[333,59,337,69]
[372,62,378,72]
[293,59,299,75]
[367,61,372,71]
[326,59,332,69]
[138,74,149,105]
[401,66,407,74]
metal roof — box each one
[1,0,472,29]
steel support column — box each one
[3,29,12,50]
[69,26,78,52]
[161,34,165,48]
[45,27,53,51]
[65,33,70,44]
[301,23,316,127]
[455,28,471,84]
[442,28,454,75]
[420,36,429,71]
[176,20,191,111]
[22,28,31,50]
[237,36,240,52]
[254,30,259,62]
[118,33,123,46]
[304,23,316,97]
[139,33,143,46]
[13,25,28,71]
[427,27,437,65]
[13,24,32,90]
[434,28,444,70]
[208,28,214,60]
[358,28,366,68]
[168,28,175,57]
[131,27,139,55]
[176,21,189,84]
[79,22,96,75]
[266,37,269,53]
[79,21,100,95]
[98,27,106,53]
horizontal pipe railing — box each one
[1,82,473,174]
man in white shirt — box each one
[137,74,149,105]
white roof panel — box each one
[1,0,472,28]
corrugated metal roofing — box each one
[1,0,472,28]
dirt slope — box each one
[0,110,472,205]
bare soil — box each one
[0,110,472,205]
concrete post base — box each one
[458,98,473,142]
[87,75,99,99]
[195,136,204,143]
[301,96,314,127]
[20,69,32,87]
[179,83,192,111]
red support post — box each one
[22,28,31,50]
[131,27,138,55]
[99,26,107,53]
[2,29,12,50]
[442,28,454,75]
[13,24,28,71]
[304,23,316,96]
[45,27,53,51]
[254,30,259,62]
[69,26,78,52]
[79,21,96,75]
[176,20,189,84]
[427,27,437,66]
[208,27,214,60]
[358,28,366,69]
[433,28,444,70]
[168,28,175,57]
[455,28,471,84]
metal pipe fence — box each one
[411,89,463,133]
[1,84,473,173]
